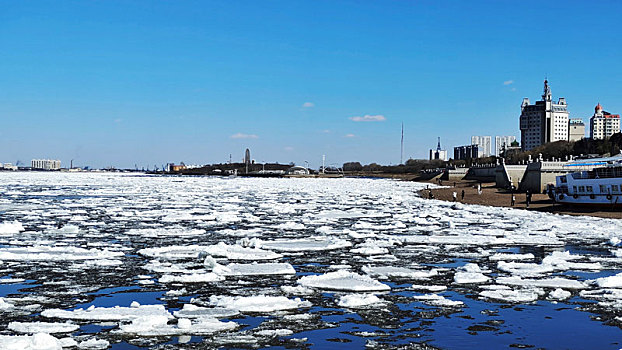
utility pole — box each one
[322,155,325,174]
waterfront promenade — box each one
[419,180,622,219]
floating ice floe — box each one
[280,285,314,295]
[453,264,489,284]
[118,315,237,336]
[593,272,622,288]
[0,246,124,261]
[51,225,81,234]
[139,243,282,261]
[42,303,173,321]
[77,337,109,349]
[0,297,18,311]
[489,253,535,261]
[548,288,572,300]
[125,227,206,238]
[173,304,239,319]
[223,262,296,276]
[159,272,225,283]
[298,270,390,292]
[0,221,25,235]
[411,284,447,292]
[337,294,384,308]
[250,237,351,252]
[496,276,587,289]
[8,321,79,334]
[413,294,464,307]
[209,295,311,313]
[362,265,438,280]
[479,285,543,303]
[255,328,294,337]
[0,332,71,350]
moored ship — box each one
[550,155,622,207]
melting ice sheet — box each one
[0,172,621,349]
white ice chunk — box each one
[224,262,295,276]
[298,270,390,292]
[159,273,225,283]
[0,246,124,261]
[173,304,240,319]
[0,221,25,235]
[594,272,622,288]
[413,294,464,307]
[489,253,535,261]
[480,287,542,303]
[0,333,63,350]
[8,321,79,334]
[251,237,351,252]
[118,315,237,336]
[42,303,173,321]
[209,295,311,313]
[497,276,587,289]
[256,329,294,337]
[77,337,110,349]
[337,294,384,308]
[453,264,489,284]
[362,265,438,280]
[549,288,572,300]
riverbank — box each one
[418,180,622,219]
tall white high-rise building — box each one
[494,136,517,156]
[471,136,492,157]
[590,103,620,140]
[519,80,569,151]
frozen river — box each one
[0,172,621,349]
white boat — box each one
[550,155,622,207]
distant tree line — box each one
[342,159,447,174]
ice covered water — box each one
[0,172,621,349]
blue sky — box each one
[1,0,621,169]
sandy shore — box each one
[417,180,622,220]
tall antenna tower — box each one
[400,122,404,164]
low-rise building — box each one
[31,159,61,170]
[454,144,480,160]
[429,137,448,161]
[568,118,585,141]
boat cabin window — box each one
[614,185,620,193]
[600,185,608,193]
[586,186,593,193]
[573,185,577,193]
[579,186,585,192]
[560,176,567,183]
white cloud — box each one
[503,80,514,85]
[322,129,331,134]
[230,133,259,139]
[114,118,123,123]
[344,133,356,138]
[349,114,386,122]
[302,102,315,108]
[284,146,294,151]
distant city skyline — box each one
[2,1,622,168]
